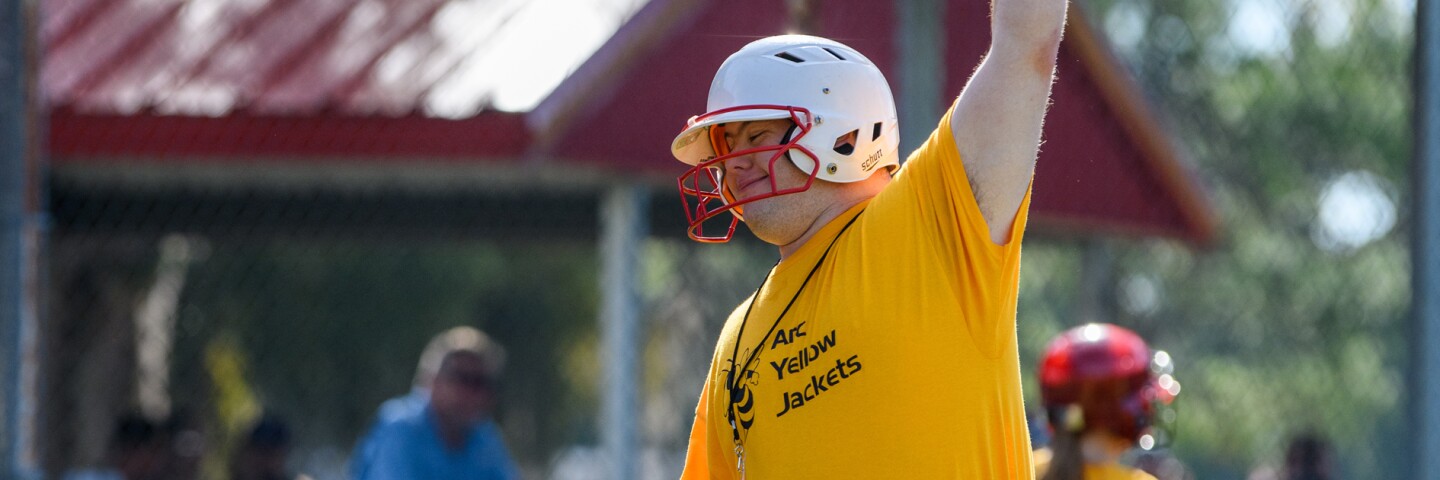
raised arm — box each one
[951,0,1069,244]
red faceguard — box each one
[676,105,820,243]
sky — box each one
[422,0,649,118]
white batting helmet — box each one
[672,35,900,242]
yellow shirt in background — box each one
[681,104,1034,479]
[1033,447,1159,480]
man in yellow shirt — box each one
[669,0,1067,477]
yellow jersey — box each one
[1033,448,1159,480]
[681,104,1035,479]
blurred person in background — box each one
[1247,431,1337,480]
[1034,323,1182,480]
[362,329,461,428]
[1129,448,1193,480]
[231,413,309,480]
[349,326,518,480]
[161,411,204,480]
[63,413,169,480]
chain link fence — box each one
[33,0,1415,479]
[43,174,616,478]
[41,164,781,479]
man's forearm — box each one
[950,0,1068,244]
[993,0,1069,57]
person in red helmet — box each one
[1035,323,1182,480]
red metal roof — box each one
[49,107,530,160]
[42,0,1216,244]
[43,0,540,159]
[42,0,525,116]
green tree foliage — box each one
[1019,0,1412,477]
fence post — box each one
[0,0,42,477]
[600,184,648,480]
[895,0,945,158]
[1413,2,1440,479]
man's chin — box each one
[739,201,775,229]
[744,213,803,246]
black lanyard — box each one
[724,211,864,454]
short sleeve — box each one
[861,101,1032,356]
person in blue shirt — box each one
[350,326,519,480]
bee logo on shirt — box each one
[726,363,760,431]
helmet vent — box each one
[774,51,805,63]
[833,130,859,156]
[871,122,883,141]
[822,47,846,60]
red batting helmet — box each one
[1039,323,1180,445]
